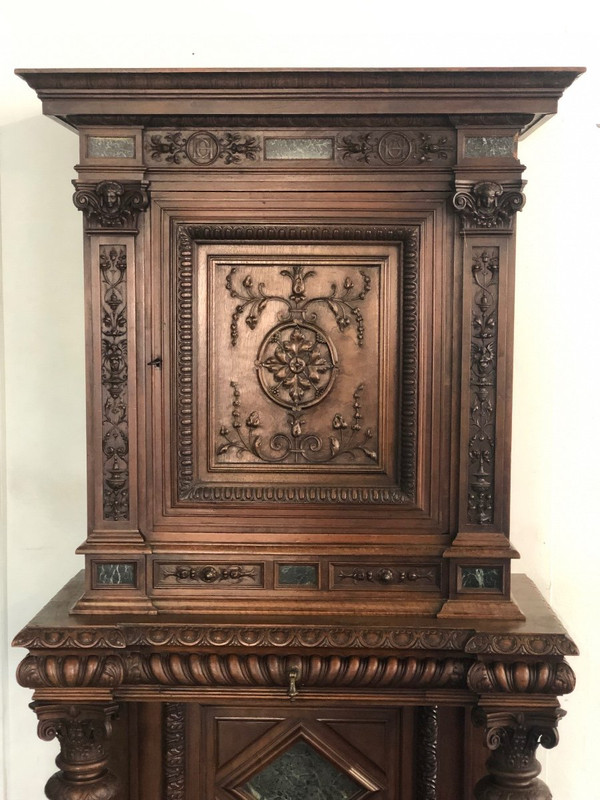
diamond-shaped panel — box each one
[242,740,364,800]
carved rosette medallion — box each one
[468,248,499,525]
[453,182,525,230]
[256,322,338,410]
[100,245,129,521]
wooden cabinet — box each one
[13,68,582,800]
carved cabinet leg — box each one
[31,702,120,800]
[473,706,564,800]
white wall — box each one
[1,3,599,799]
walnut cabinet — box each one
[13,68,582,800]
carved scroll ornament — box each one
[73,180,149,231]
[453,181,525,230]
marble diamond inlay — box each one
[242,740,364,800]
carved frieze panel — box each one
[171,224,419,506]
[100,245,130,522]
[144,129,455,169]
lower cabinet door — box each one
[128,702,487,800]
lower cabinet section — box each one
[112,702,488,800]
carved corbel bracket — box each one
[472,706,565,800]
[453,181,525,231]
[73,180,149,232]
[31,701,120,800]
[467,660,576,695]
[17,654,125,689]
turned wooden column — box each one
[31,702,120,800]
[473,706,565,800]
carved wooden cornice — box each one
[73,180,149,232]
[13,623,578,656]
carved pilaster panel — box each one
[99,245,130,522]
[416,706,438,800]
[32,702,120,800]
[467,248,499,526]
[473,707,564,800]
[164,703,186,800]
[73,180,149,232]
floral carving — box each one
[161,564,258,584]
[257,324,336,408]
[164,704,185,800]
[217,382,377,465]
[468,249,499,525]
[145,130,260,166]
[100,246,129,521]
[453,181,525,229]
[337,567,436,585]
[218,132,261,163]
[413,133,449,162]
[225,263,370,347]
[73,180,149,231]
[417,707,438,800]
[148,131,188,164]
[337,133,377,163]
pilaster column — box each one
[473,706,564,800]
[32,701,120,800]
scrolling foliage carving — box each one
[164,703,185,800]
[100,246,129,521]
[468,248,499,525]
[417,706,438,800]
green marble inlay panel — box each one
[243,740,362,800]
[265,138,334,160]
[464,136,514,158]
[96,562,136,586]
[461,566,503,590]
[87,136,136,158]
[278,564,318,587]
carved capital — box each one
[18,654,124,689]
[453,181,525,230]
[467,661,576,695]
[73,180,149,231]
[473,707,565,800]
[31,702,120,800]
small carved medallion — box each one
[377,131,411,165]
[185,131,219,164]
[256,323,337,410]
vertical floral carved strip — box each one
[100,245,129,521]
[164,703,186,800]
[416,706,438,800]
[468,248,499,524]
[177,227,194,497]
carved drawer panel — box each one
[155,562,264,589]
[331,563,440,591]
